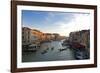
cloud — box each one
[52,13,91,36]
[43,12,75,25]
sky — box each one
[22,10,91,36]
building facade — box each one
[69,30,90,50]
[22,27,65,45]
[22,27,31,45]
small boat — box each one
[51,47,54,50]
[74,48,89,60]
[46,48,49,50]
[59,48,67,52]
[41,50,47,54]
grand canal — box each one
[22,40,75,62]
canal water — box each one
[22,40,75,62]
